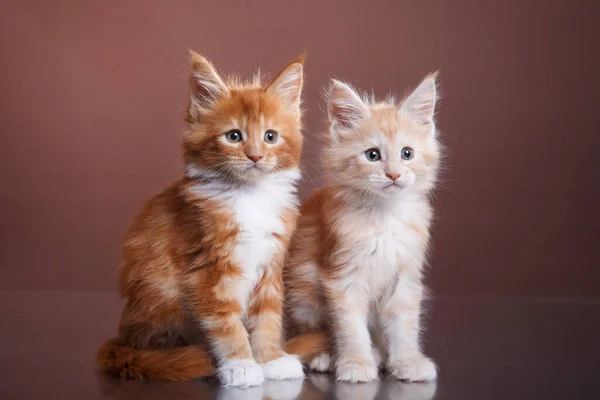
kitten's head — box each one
[323,75,440,199]
[183,52,304,182]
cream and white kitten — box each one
[284,75,441,383]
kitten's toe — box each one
[217,359,264,387]
[261,354,305,380]
[335,361,379,383]
[387,355,437,382]
[309,352,332,372]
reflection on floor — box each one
[1,291,598,399]
[97,372,437,400]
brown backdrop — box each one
[1,0,598,297]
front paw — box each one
[217,359,264,387]
[335,360,379,383]
[309,352,332,372]
[261,354,305,380]
[387,355,437,382]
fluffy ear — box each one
[327,80,369,138]
[400,73,438,128]
[266,53,305,113]
[188,51,228,120]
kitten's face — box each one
[323,77,440,198]
[184,53,304,181]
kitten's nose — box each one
[247,154,264,163]
[386,172,400,182]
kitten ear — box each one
[400,73,438,128]
[266,53,305,113]
[327,80,369,139]
[188,51,228,120]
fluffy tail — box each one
[96,338,214,382]
[97,332,329,382]
[284,332,330,363]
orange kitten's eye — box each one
[365,148,381,162]
[401,147,414,160]
[225,130,242,143]
[264,130,279,144]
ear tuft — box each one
[326,80,369,138]
[266,53,305,113]
[400,73,438,127]
[188,51,228,120]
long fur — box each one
[97,52,307,386]
[284,76,441,383]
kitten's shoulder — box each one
[299,187,328,216]
[125,180,187,237]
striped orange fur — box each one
[97,51,311,386]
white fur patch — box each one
[261,354,305,380]
[189,168,301,312]
[332,194,430,294]
[217,359,264,387]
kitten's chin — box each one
[376,183,405,197]
[236,164,277,180]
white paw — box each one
[387,355,437,382]
[309,352,332,372]
[217,359,264,387]
[261,354,305,380]
[335,362,379,383]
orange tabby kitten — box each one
[97,52,308,386]
[285,76,441,383]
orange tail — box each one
[97,332,329,381]
[284,332,330,363]
[96,338,214,382]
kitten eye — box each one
[365,148,381,162]
[225,130,242,143]
[264,130,279,144]
[401,147,414,160]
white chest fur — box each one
[333,195,431,299]
[189,168,301,309]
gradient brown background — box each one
[1,0,598,298]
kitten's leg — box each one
[379,273,437,382]
[309,351,332,372]
[248,267,304,381]
[324,281,379,383]
[192,273,263,387]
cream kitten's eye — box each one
[365,148,381,162]
[401,147,414,160]
[225,130,242,143]
[264,130,278,143]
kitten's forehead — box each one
[218,88,280,131]
[369,106,401,135]
[360,106,426,145]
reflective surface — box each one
[1,292,598,399]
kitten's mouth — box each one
[383,183,403,192]
[243,163,269,175]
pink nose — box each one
[386,172,400,181]
[247,155,264,163]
